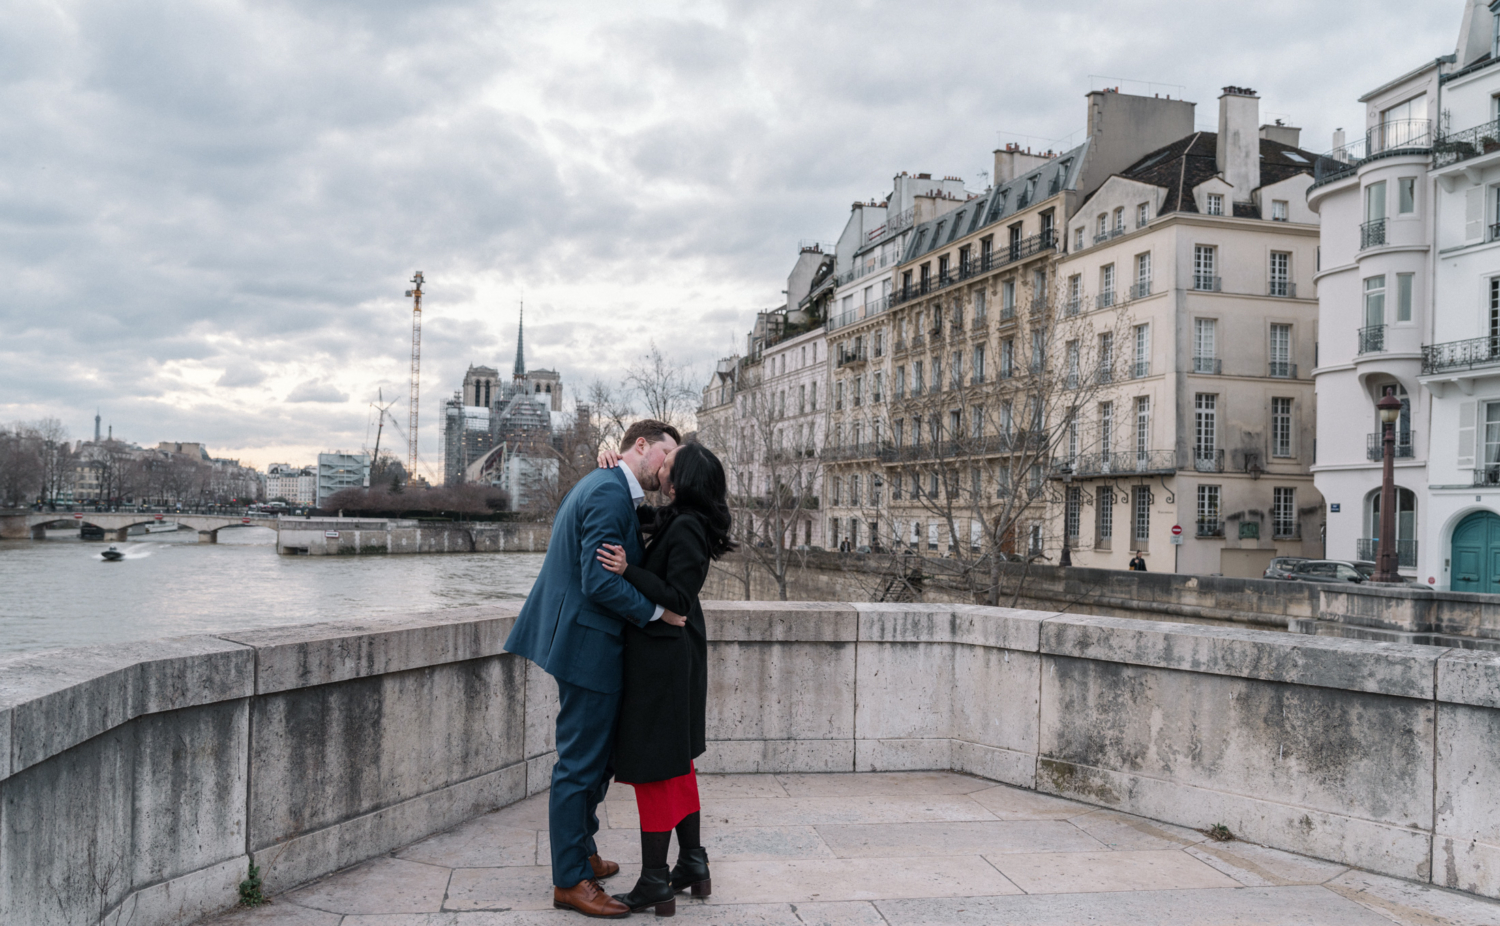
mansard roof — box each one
[1113,132,1322,217]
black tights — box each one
[640,812,702,869]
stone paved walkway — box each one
[206,772,1500,926]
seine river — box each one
[0,528,545,656]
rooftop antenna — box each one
[404,271,424,476]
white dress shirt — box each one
[617,461,665,622]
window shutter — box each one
[1459,401,1477,467]
[1466,188,1484,241]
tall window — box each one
[895,366,906,399]
[1195,394,1217,463]
[1137,202,1150,227]
[1135,396,1150,464]
[1096,213,1107,238]
[913,360,924,395]
[1273,487,1297,538]
[1364,275,1386,336]
[1396,273,1414,322]
[1096,487,1113,541]
[1067,274,1081,314]
[1399,178,1416,214]
[1067,412,1079,462]
[1133,323,1150,377]
[1194,318,1217,373]
[1133,486,1151,543]
[1099,263,1115,306]
[1000,400,1014,437]
[1100,401,1114,464]
[1074,226,1085,250]
[932,357,942,392]
[1365,181,1387,222]
[1194,245,1217,290]
[1031,330,1045,373]
[1066,340,1080,388]
[1000,339,1014,378]
[1269,251,1290,296]
[974,289,987,321]
[1196,485,1221,534]
[1270,324,1292,377]
[1135,252,1151,296]
[1272,397,1293,457]
[873,371,883,403]
[1065,486,1081,540]
[1205,193,1224,216]
[1113,206,1125,231]
[1032,268,1048,307]
[1485,402,1500,476]
[1002,280,1016,317]
[1098,331,1114,383]
[893,418,904,448]
[973,344,986,383]
[1492,278,1500,348]
[951,351,963,389]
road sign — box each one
[1170,535,1184,545]
[1171,524,1183,536]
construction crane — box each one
[404,271,424,476]
[367,388,400,484]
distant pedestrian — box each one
[1129,553,1147,571]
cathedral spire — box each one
[513,303,526,380]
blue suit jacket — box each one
[505,466,657,693]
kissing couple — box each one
[504,419,736,918]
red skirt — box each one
[620,763,699,831]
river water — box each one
[0,529,545,656]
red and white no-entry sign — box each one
[1171,524,1183,536]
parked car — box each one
[1285,559,1370,584]
[1263,556,1310,579]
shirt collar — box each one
[617,460,645,504]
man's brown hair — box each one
[619,419,682,452]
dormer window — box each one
[1205,193,1224,216]
[1272,200,1289,222]
[1137,203,1150,227]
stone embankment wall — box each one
[2,602,1499,926]
[274,517,550,555]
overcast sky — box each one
[0,0,1461,472]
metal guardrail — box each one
[1422,336,1500,374]
[1052,449,1178,478]
[1196,519,1224,538]
[1096,292,1116,309]
[1366,431,1416,461]
[1355,537,1417,567]
[1313,119,1432,188]
[1192,275,1221,292]
[1269,361,1297,378]
[1474,468,1500,487]
[1361,218,1387,250]
[1132,361,1151,379]
[1432,117,1500,169]
[1130,281,1152,299]
[1268,281,1295,298]
[1359,325,1386,354]
[1193,449,1225,473]
[890,231,1056,308]
[1192,357,1221,375]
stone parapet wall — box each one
[274,518,550,555]
[2,601,1498,925]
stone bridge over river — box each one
[3,603,1499,926]
[4,510,278,542]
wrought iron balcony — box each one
[1193,449,1224,473]
[1268,280,1295,298]
[1268,360,1296,378]
[1433,117,1500,169]
[1474,467,1500,487]
[1052,449,1178,478]
[1095,292,1115,309]
[1130,280,1152,299]
[893,338,908,356]
[837,347,867,367]
[1000,304,1016,322]
[1132,360,1151,379]
[1355,537,1417,568]
[1064,298,1081,316]
[1193,356,1221,374]
[1361,218,1387,250]
[1422,336,1500,375]
[911,334,925,350]
[1029,295,1049,315]
[1193,275,1221,292]
[1196,519,1224,538]
[1366,431,1416,461]
[1358,325,1385,354]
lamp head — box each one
[1377,387,1402,424]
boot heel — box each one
[690,879,711,897]
[654,898,676,917]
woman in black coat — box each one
[594,441,735,916]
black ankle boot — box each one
[670,847,711,896]
[613,866,676,916]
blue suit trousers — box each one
[549,678,621,887]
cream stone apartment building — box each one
[1050,88,1325,576]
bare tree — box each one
[625,341,699,431]
[0,423,43,506]
[838,273,1128,605]
[586,379,635,455]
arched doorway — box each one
[1451,510,1500,592]
[1361,487,1416,567]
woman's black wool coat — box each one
[611,507,712,784]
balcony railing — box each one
[1196,519,1224,538]
[1366,431,1416,461]
[1052,449,1178,478]
[1474,467,1500,487]
[1192,356,1221,374]
[1433,117,1500,169]
[911,334,925,350]
[1000,304,1016,322]
[1029,295,1049,315]
[1095,292,1115,309]
[1268,360,1296,378]
[1132,360,1151,379]
[889,230,1057,308]
[1313,119,1433,188]
[1130,280,1152,299]
[1360,218,1386,250]
[837,347,867,367]
[1268,280,1295,298]
[1193,449,1225,473]
[1422,336,1500,375]
[1355,537,1417,568]
[1358,325,1385,354]
[1193,275,1221,292]
[1064,298,1080,316]
[893,338,908,355]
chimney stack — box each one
[1217,86,1260,202]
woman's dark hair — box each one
[663,442,736,560]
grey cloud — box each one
[285,380,350,403]
[217,365,268,388]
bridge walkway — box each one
[202,771,1495,925]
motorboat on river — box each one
[101,547,125,562]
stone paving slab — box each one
[202,772,1500,926]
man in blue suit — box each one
[506,419,684,918]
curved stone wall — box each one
[1,601,1497,925]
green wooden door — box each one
[1452,511,1500,592]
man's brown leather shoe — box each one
[590,853,620,879]
[553,878,630,918]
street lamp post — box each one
[1374,387,1404,584]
